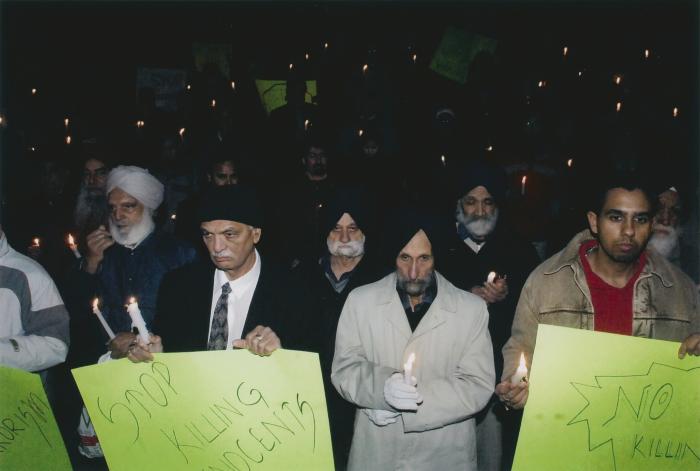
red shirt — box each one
[579,240,646,335]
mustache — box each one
[212,249,234,257]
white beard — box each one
[456,206,499,240]
[648,224,681,259]
[327,235,365,258]
[109,212,155,247]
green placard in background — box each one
[255,80,317,115]
[73,349,334,471]
[429,26,498,84]
[513,325,700,471]
[0,366,72,471]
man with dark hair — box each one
[174,150,240,250]
[497,172,700,411]
[442,161,540,471]
[331,210,494,471]
[73,146,113,245]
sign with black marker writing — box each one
[0,366,71,470]
[513,325,700,471]
[72,349,334,471]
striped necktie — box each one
[208,283,231,350]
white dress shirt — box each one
[208,249,261,349]
[464,237,486,254]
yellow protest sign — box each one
[513,325,700,471]
[72,349,334,471]
[255,80,317,115]
[0,366,71,471]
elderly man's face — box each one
[201,220,261,280]
[458,185,499,241]
[650,189,682,258]
[327,212,365,257]
[83,158,108,191]
[108,188,145,232]
[396,229,434,297]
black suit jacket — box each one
[154,257,308,352]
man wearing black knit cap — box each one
[442,161,540,471]
[331,209,494,471]
[129,185,305,359]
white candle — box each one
[92,298,115,340]
[67,234,81,259]
[126,297,150,344]
[486,271,497,284]
[521,176,527,196]
[510,352,529,385]
[404,352,416,385]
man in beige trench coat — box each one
[331,211,495,471]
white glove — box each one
[362,408,400,426]
[384,373,423,411]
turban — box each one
[381,207,446,269]
[106,166,164,210]
[321,187,375,237]
[451,160,507,204]
[197,185,264,228]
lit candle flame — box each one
[486,145,493,152]
[412,53,417,63]
[362,64,368,74]
[578,71,583,77]
[64,117,69,127]
[170,214,177,220]
[30,146,36,152]
[562,46,568,56]
[613,75,622,85]
[616,101,622,112]
[538,80,545,88]
[0,115,4,125]
[68,234,75,245]
[230,81,235,90]
[304,119,310,131]
[673,107,679,118]
[521,176,527,196]
[441,155,446,165]
[65,135,72,145]
[33,238,40,247]
[129,297,136,304]
[324,42,329,49]
[211,99,216,108]
[289,63,294,70]
[487,271,497,283]
[358,129,364,137]
[31,88,37,95]
[305,53,310,60]
[92,298,99,310]
[179,127,185,138]
[567,158,573,168]
[644,49,650,59]
[513,352,528,383]
[186,84,191,91]
[136,120,144,128]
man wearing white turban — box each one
[74,165,197,360]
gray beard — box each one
[648,225,681,260]
[327,236,365,257]
[74,187,109,234]
[397,270,434,297]
[456,205,499,240]
[109,213,155,247]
